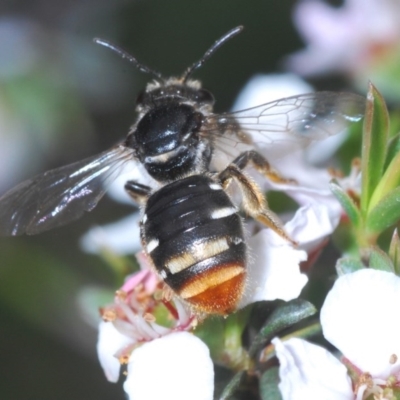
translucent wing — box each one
[0,145,134,236]
[205,92,365,159]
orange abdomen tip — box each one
[178,264,246,315]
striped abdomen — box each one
[141,175,246,315]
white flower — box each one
[232,73,313,111]
[321,269,400,379]
[80,213,142,255]
[124,331,214,400]
[242,227,307,305]
[240,203,338,308]
[274,269,400,399]
[97,318,133,382]
[272,337,353,400]
[96,268,215,399]
[287,0,400,81]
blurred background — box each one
[1,0,398,398]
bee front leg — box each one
[231,150,296,184]
[124,180,152,205]
[218,164,296,245]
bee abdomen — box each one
[142,175,246,314]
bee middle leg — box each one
[218,164,296,245]
[125,180,152,205]
[231,150,296,184]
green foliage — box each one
[248,299,316,358]
[218,371,246,400]
[389,230,400,275]
[332,84,400,258]
[360,83,389,215]
[217,300,316,399]
[330,180,361,228]
[336,257,364,275]
[369,246,395,272]
[259,368,282,400]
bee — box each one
[0,26,365,315]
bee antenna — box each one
[94,38,164,81]
[182,26,244,82]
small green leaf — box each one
[218,370,245,400]
[336,257,364,275]
[369,246,394,272]
[330,180,361,227]
[370,150,400,211]
[389,229,400,275]
[361,83,389,214]
[260,368,282,400]
[249,299,316,357]
[384,132,400,170]
[366,186,400,233]
[332,221,360,256]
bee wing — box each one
[206,92,365,161]
[0,145,134,236]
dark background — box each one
[0,1,343,399]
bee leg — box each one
[124,180,152,205]
[218,165,296,245]
[231,150,296,184]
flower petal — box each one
[232,73,313,111]
[285,204,339,252]
[240,202,341,307]
[80,213,141,255]
[321,269,400,378]
[273,337,353,400]
[239,228,307,307]
[97,321,133,382]
[287,0,400,77]
[124,332,214,400]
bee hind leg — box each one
[231,150,296,184]
[218,163,297,246]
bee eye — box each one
[196,89,214,104]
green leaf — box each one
[332,221,360,256]
[336,257,364,275]
[249,299,316,357]
[389,229,400,275]
[361,83,389,214]
[369,246,394,272]
[330,180,361,227]
[370,150,400,211]
[260,368,282,400]
[218,370,245,400]
[366,186,400,233]
[384,132,400,170]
